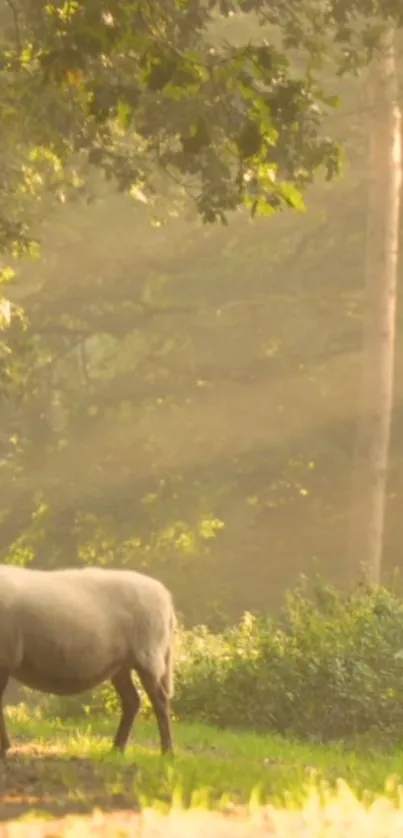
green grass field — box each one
[2,704,403,836]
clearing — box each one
[1,708,403,836]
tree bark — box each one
[347,28,402,585]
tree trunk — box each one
[347,28,402,585]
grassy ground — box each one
[2,706,403,835]
[2,706,403,815]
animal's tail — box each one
[160,607,176,699]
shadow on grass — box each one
[0,738,140,822]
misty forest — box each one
[1,1,403,836]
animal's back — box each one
[0,565,127,691]
[0,565,174,695]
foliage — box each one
[0,0,402,260]
[0,0,348,259]
[171,580,403,741]
[0,0,401,251]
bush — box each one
[25,578,403,744]
[173,579,403,742]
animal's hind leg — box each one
[136,666,173,756]
[0,670,10,758]
[111,668,141,752]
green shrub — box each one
[26,578,403,744]
[173,579,403,742]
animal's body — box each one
[0,564,176,756]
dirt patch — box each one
[0,741,139,822]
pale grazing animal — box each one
[0,564,176,757]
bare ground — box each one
[0,740,140,822]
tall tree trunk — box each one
[347,28,402,585]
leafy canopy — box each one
[2,0,401,249]
[0,0,347,250]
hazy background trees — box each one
[1,1,403,624]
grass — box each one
[3,704,403,820]
[3,705,403,836]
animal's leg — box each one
[136,666,173,756]
[0,670,10,758]
[111,668,141,752]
